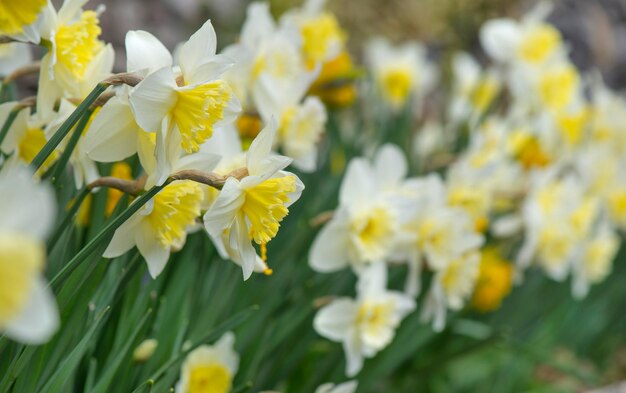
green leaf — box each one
[48,108,94,185]
[31,82,108,171]
[38,307,111,393]
[90,309,153,393]
[0,106,19,148]
[49,184,165,288]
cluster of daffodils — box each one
[0,0,351,389]
[0,0,354,284]
[310,2,626,379]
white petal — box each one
[240,2,276,48]
[184,55,235,86]
[309,216,351,273]
[103,212,143,258]
[4,276,59,345]
[246,119,278,175]
[344,330,364,377]
[357,262,388,298]
[129,67,177,133]
[153,121,174,186]
[174,152,220,173]
[233,214,257,280]
[203,178,244,236]
[214,331,240,374]
[339,158,376,207]
[83,97,140,162]
[0,104,27,155]
[125,30,173,75]
[0,43,32,76]
[178,20,217,79]
[57,0,89,25]
[0,166,55,240]
[479,19,521,63]
[332,381,359,393]
[374,144,408,188]
[135,222,170,278]
[313,298,358,341]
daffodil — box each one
[518,169,602,283]
[449,52,501,125]
[572,223,619,299]
[365,37,437,110]
[128,21,240,185]
[221,2,312,109]
[309,145,412,275]
[480,3,563,67]
[36,0,114,118]
[175,332,239,393]
[0,0,47,43]
[103,179,205,278]
[0,102,58,174]
[203,121,304,280]
[280,0,346,68]
[314,262,415,376]
[471,248,513,313]
[254,72,327,172]
[421,251,481,331]
[200,125,271,275]
[0,164,58,344]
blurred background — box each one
[77,0,626,89]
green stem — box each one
[48,109,93,184]
[31,82,108,171]
[48,183,165,289]
[0,108,19,149]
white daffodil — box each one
[199,125,271,275]
[309,145,412,275]
[128,21,240,186]
[36,0,114,118]
[82,28,178,166]
[203,121,304,280]
[103,179,205,278]
[518,170,599,281]
[0,43,33,76]
[221,2,317,109]
[254,72,327,172]
[315,381,358,393]
[175,332,239,393]
[480,3,563,67]
[449,52,501,126]
[421,251,481,331]
[0,164,58,344]
[571,222,619,299]
[314,262,415,377]
[0,0,48,43]
[400,174,484,270]
[365,37,437,110]
[133,125,220,189]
